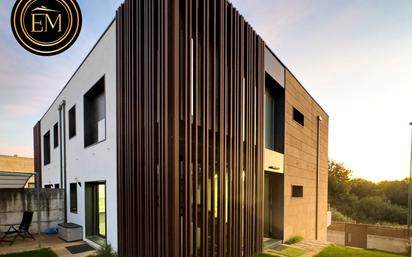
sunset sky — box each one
[0,0,411,182]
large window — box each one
[53,123,59,148]
[69,105,76,139]
[84,77,106,147]
[70,183,78,213]
[265,73,285,153]
[43,131,50,165]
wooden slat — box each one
[116,0,264,256]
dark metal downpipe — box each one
[315,115,322,240]
[58,100,67,223]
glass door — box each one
[85,181,106,246]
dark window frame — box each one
[70,183,78,213]
[68,105,77,139]
[43,131,51,165]
[53,123,59,148]
[83,76,106,148]
[264,73,285,153]
[293,107,305,126]
[292,185,303,197]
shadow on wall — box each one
[0,189,64,233]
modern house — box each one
[33,0,329,256]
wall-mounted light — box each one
[268,166,280,170]
[75,178,81,187]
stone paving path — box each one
[293,240,331,257]
[264,240,331,257]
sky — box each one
[0,0,412,182]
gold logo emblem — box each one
[11,0,82,56]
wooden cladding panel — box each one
[179,1,264,256]
[116,0,264,256]
[116,0,179,256]
[33,121,42,188]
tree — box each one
[350,178,380,199]
[328,159,409,225]
[328,160,353,207]
[353,196,407,224]
[379,179,409,208]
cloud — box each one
[0,0,121,157]
[1,0,412,182]
[231,0,412,181]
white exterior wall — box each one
[39,21,117,250]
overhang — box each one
[0,171,33,188]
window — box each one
[54,184,60,189]
[44,184,53,189]
[292,185,303,197]
[265,73,285,153]
[84,76,106,147]
[293,108,304,126]
[70,183,78,213]
[53,123,59,148]
[43,131,50,165]
[69,105,76,139]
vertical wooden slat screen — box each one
[33,121,42,188]
[116,0,179,256]
[178,1,265,256]
[116,0,264,256]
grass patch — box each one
[267,246,305,257]
[0,249,57,257]
[285,236,304,245]
[315,245,409,257]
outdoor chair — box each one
[0,211,35,245]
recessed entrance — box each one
[264,172,284,241]
[85,181,106,246]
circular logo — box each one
[11,0,82,56]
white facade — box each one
[39,21,117,250]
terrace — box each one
[0,234,95,257]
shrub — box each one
[285,235,304,245]
[88,244,117,257]
[331,208,353,223]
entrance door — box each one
[264,172,284,239]
[264,173,272,236]
[85,181,106,246]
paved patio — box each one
[0,234,96,257]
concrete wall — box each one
[283,70,329,242]
[328,223,411,253]
[327,230,345,245]
[38,21,117,249]
[0,189,64,233]
[367,235,409,253]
